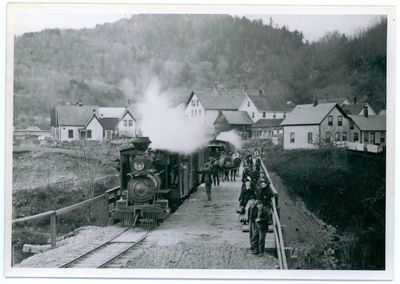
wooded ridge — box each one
[13,15,387,129]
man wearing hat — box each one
[257,178,274,208]
[239,176,254,208]
[250,199,270,256]
[197,160,213,201]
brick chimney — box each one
[213,82,218,95]
[242,83,247,92]
[313,98,318,107]
[78,100,82,107]
[353,96,357,104]
[258,89,263,95]
[363,106,368,117]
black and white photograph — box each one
[3,1,397,282]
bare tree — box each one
[74,141,108,221]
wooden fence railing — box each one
[12,186,122,249]
[257,157,288,269]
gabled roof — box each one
[98,107,126,118]
[186,89,246,110]
[252,119,284,128]
[55,105,99,126]
[120,109,136,121]
[348,115,386,131]
[100,118,119,130]
[281,103,341,126]
[84,114,102,129]
[248,95,293,112]
[342,103,372,115]
[218,111,253,125]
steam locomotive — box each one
[111,137,236,227]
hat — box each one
[260,178,267,183]
[246,176,252,182]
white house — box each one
[280,101,350,150]
[82,114,104,141]
[117,110,137,138]
[238,92,293,122]
[348,111,386,145]
[185,89,246,134]
[51,104,137,141]
[51,104,99,141]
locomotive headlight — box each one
[133,160,145,171]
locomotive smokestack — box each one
[130,137,151,151]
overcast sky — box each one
[11,7,383,42]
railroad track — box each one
[59,227,154,268]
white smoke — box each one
[138,79,210,154]
[216,130,242,150]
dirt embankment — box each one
[270,173,337,269]
[12,145,120,265]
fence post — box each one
[104,192,110,225]
[50,212,57,248]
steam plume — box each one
[138,79,210,154]
[216,130,242,150]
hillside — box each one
[13,15,387,129]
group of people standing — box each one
[210,151,240,186]
[197,151,240,201]
[238,153,276,256]
[197,148,275,257]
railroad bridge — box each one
[13,159,291,270]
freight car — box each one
[112,137,236,227]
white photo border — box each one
[3,1,397,282]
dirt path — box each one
[122,178,278,269]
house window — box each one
[325,132,331,143]
[335,132,340,142]
[370,132,375,144]
[380,132,385,143]
[68,129,73,138]
[263,112,266,118]
[80,130,86,139]
[196,100,199,106]
[290,132,295,143]
[364,132,369,143]
[328,115,333,126]
[273,113,276,118]
[350,121,354,130]
[354,132,359,142]
[86,130,92,138]
[129,120,133,126]
[252,112,255,118]
[338,116,343,126]
[248,101,250,107]
[123,120,127,127]
[307,132,313,143]
[342,132,347,141]
[106,130,112,139]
